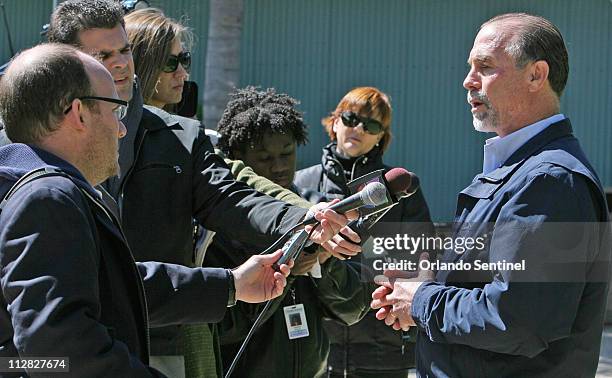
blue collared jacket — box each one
[411,119,610,378]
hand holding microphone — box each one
[300,181,389,226]
[340,168,421,249]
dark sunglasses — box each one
[162,51,191,73]
[64,96,129,120]
[340,111,383,135]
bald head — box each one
[480,13,568,98]
[0,43,97,143]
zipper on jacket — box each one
[323,156,346,195]
[118,129,148,213]
[81,189,152,358]
[349,155,366,181]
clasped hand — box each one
[370,252,434,331]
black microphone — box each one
[347,169,421,243]
[299,181,388,226]
[273,229,311,269]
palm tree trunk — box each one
[203,0,243,130]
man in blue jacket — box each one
[372,13,611,377]
[0,43,299,377]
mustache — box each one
[467,91,491,107]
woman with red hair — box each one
[294,86,434,377]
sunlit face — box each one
[333,111,383,157]
[78,25,135,102]
[81,56,127,184]
[463,23,531,136]
[148,38,189,108]
[233,132,297,189]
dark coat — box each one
[207,251,370,378]
[294,143,435,375]
[116,105,306,266]
[205,185,370,378]
[411,119,611,377]
[105,104,307,355]
[0,144,230,377]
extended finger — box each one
[339,225,361,243]
[273,271,287,288]
[260,249,285,266]
[315,208,350,228]
[371,284,392,299]
[384,312,397,326]
[322,236,360,258]
[392,319,402,331]
[371,296,395,310]
[373,274,394,289]
[278,261,292,277]
[320,241,346,260]
[331,234,361,254]
[375,306,391,320]
[384,269,417,281]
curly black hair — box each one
[217,86,308,157]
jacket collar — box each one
[0,144,130,248]
[461,119,574,199]
[0,143,88,186]
[140,105,185,132]
[321,142,385,184]
[477,118,573,183]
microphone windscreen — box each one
[361,182,388,207]
[385,168,413,194]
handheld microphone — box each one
[300,181,388,226]
[346,169,421,244]
[383,168,420,201]
[272,229,311,269]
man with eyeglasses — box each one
[0,43,296,377]
[34,0,356,376]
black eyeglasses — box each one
[340,111,383,135]
[162,51,191,73]
[64,96,129,120]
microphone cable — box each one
[224,223,319,378]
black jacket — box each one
[114,105,306,266]
[294,143,434,375]
[0,144,230,377]
[105,103,307,355]
[206,250,370,378]
[205,185,370,378]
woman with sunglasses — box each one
[124,9,212,378]
[125,8,192,111]
[294,86,434,378]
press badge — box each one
[283,304,309,339]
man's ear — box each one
[64,99,87,130]
[528,60,550,92]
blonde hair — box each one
[125,8,193,104]
[322,87,393,153]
